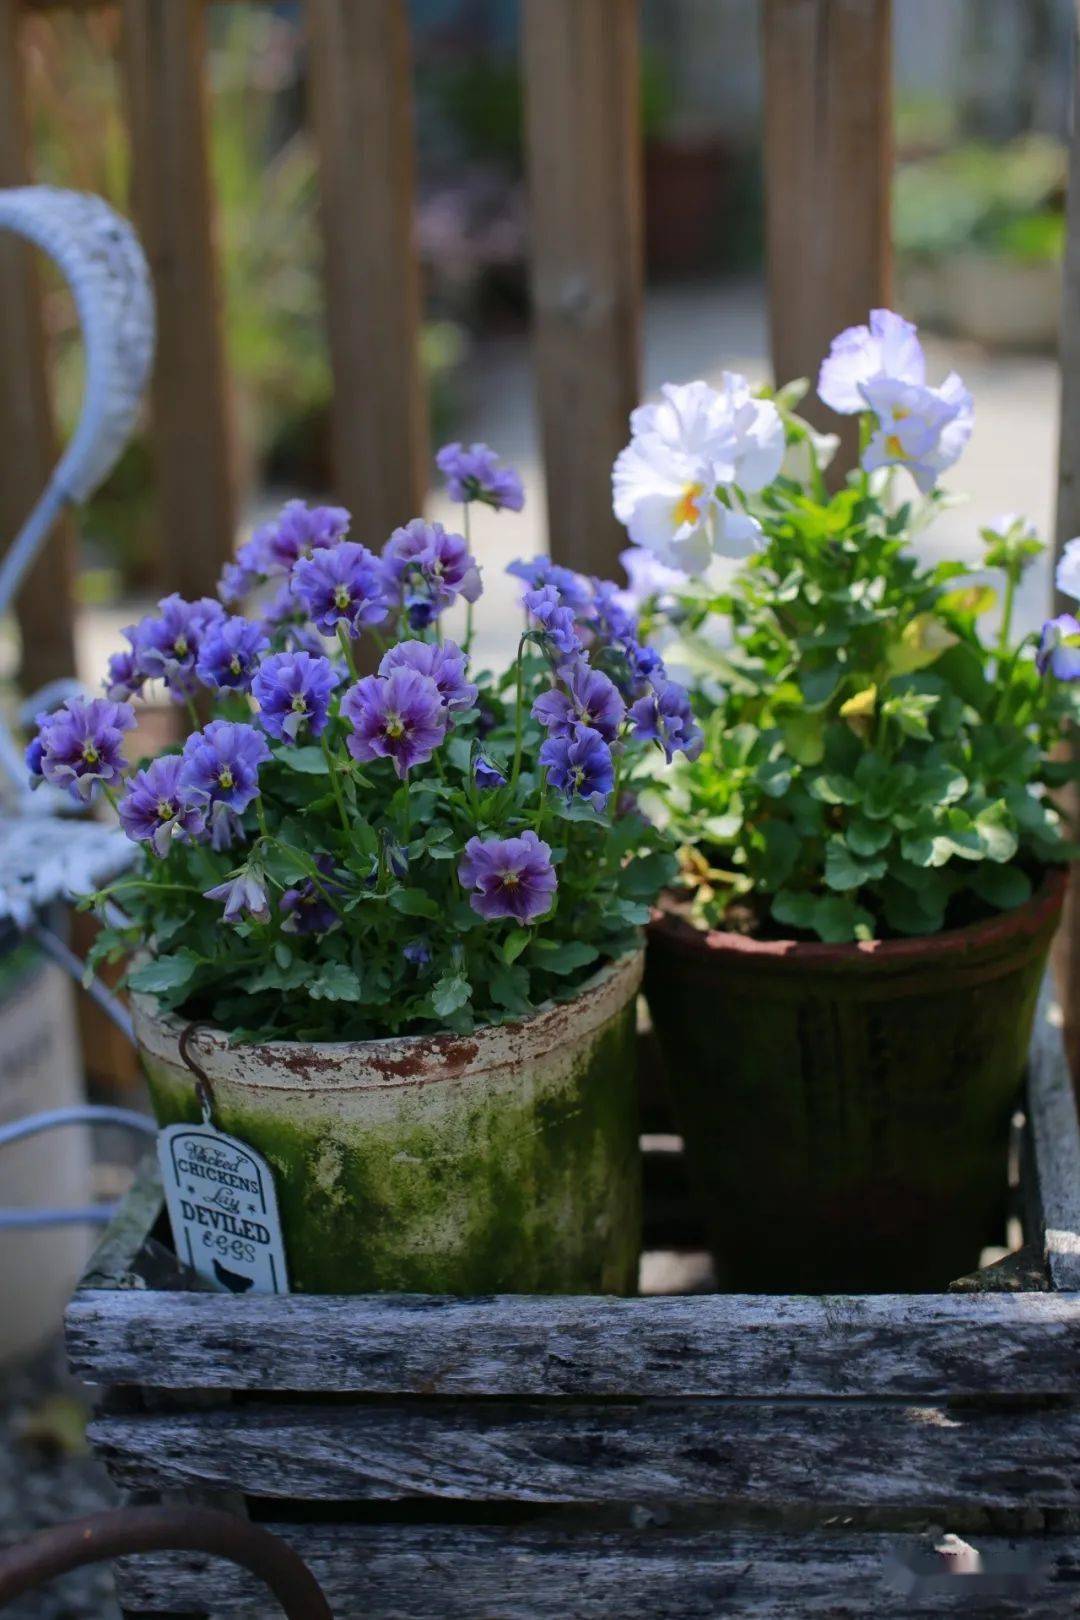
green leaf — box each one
[308,963,363,1002]
[813,895,875,943]
[781,712,825,766]
[488,962,532,1015]
[846,816,892,858]
[533,941,599,976]
[389,887,441,920]
[127,950,201,994]
[757,756,793,798]
[503,928,531,965]
[274,745,329,775]
[881,881,945,936]
[432,974,472,1018]
[759,819,800,888]
[772,890,817,932]
[969,864,1031,910]
[974,801,1019,864]
[808,772,859,806]
[824,839,887,892]
[620,850,678,900]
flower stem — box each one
[185,696,201,732]
[997,564,1019,672]
[337,624,359,681]
[322,732,351,838]
[463,503,474,656]
[509,634,527,788]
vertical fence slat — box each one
[0,0,77,694]
[1052,14,1080,1080]
[307,0,427,549]
[120,0,235,600]
[763,0,892,471]
[521,0,643,579]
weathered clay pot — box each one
[135,950,643,1295]
[644,873,1065,1293]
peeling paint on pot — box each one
[134,950,643,1295]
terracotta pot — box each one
[135,950,643,1296]
[644,872,1065,1292]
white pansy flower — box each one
[710,371,786,491]
[860,373,973,494]
[818,308,926,414]
[1056,536,1080,602]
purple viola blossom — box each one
[252,651,338,742]
[195,616,269,693]
[341,667,447,778]
[104,643,144,702]
[524,585,583,661]
[291,542,390,638]
[129,594,225,700]
[217,558,256,607]
[1037,614,1080,681]
[458,830,557,924]
[436,441,525,511]
[280,856,340,936]
[507,557,593,612]
[474,754,507,791]
[587,578,639,651]
[817,308,926,415]
[403,936,432,968]
[180,721,271,848]
[204,866,271,925]
[532,664,625,743]
[539,725,615,813]
[34,697,135,803]
[24,733,44,782]
[118,755,205,857]
[378,638,477,713]
[382,519,483,627]
[630,679,704,762]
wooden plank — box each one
[0,0,77,694]
[1028,980,1080,1289]
[111,1524,1080,1618]
[307,0,427,554]
[521,0,643,579]
[66,1285,1080,1398]
[119,0,235,601]
[91,1398,1080,1514]
[762,0,892,473]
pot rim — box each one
[132,946,644,1092]
[648,865,1067,972]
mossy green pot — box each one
[644,871,1065,1293]
[134,950,643,1296]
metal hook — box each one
[178,1021,220,1127]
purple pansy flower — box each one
[195,616,269,693]
[474,754,507,791]
[24,733,44,781]
[33,697,135,803]
[436,441,525,511]
[458,830,557,924]
[539,725,615,812]
[381,519,482,628]
[104,644,143,702]
[378,638,477,713]
[118,755,205,856]
[403,936,432,967]
[1037,614,1080,681]
[524,585,583,661]
[291,542,390,638]
[532,664,625,744]
[587,578,639,651]
[180,721,271,848]
[341,667,447,778]
[280,856,341,935]
[630,679,704,762]
[204,866,271,925]
[507,558,593,612]
[252,651,338,742]
[129,594,225,700]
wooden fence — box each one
[0,0,891,697]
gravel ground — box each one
[0,1337,121,1620]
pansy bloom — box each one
[220,501,351,601]
[378,638,477,713]
[539,725,614,812]
[291,542,389,638]
[458,831,557,923]
[381,519,482,628]
[436,441,524,511]
[817,308,925,415]
[532,664,624,743]
[204,865,271,924]
[1037,614,1080,681]
[474,753,507,791]
[341,667,447,778]
[524,585,582,661]
[507,557,594,612]
[119,755,205,856]
[630,679,703,762]
[195,615,269,693]
[34,697,136,803]
[180,720,271,847]
[129,594,225,700]
[253,651,338,742]
[280,856,341,936]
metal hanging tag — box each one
[155,1025,290,1296]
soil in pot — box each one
[135,951,643,1296]
[644,872,1065,1293]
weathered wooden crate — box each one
[66,985,1080,1619]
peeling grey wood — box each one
[66,1287,1080,1398]
[109,1525,1080,1619]
[1028,979,1080,1289]
[78,1150,163,1291]
[90,1398,1080,1513]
